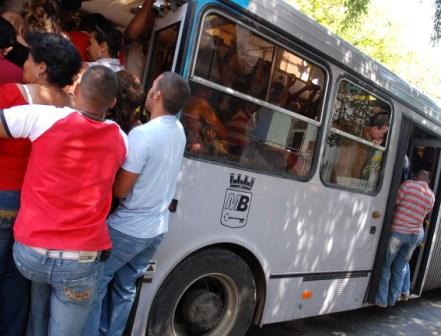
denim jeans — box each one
[13,242,103,336]
[0,191,29,336]
[83,227,164,336]
[376,231,423,306]
[401,263,410,295]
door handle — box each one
[372,211,382,219]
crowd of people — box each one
[0,1,191,335]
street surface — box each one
[248,289,441,335]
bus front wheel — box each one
[147,248,256,336]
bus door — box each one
[143,1,189,91]
[367,116,412,303]
[407,134,441,295]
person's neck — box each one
[150,108,172,120]
[76,99,106,121]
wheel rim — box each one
[171,273,240,336]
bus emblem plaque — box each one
[221,173,255,228]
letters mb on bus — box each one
[221,173,255,228]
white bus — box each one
[39,0,441,334]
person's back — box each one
[12,105,126,250]
[109,115,185,238]
[392,178,435,235]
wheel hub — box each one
[181,289,224,332]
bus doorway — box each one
[407,129,441,296]
[368,118,441,302]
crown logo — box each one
[230,173,255,191]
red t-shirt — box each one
[1,105,127,251]
[0,83,30,190]
[0,56,23,84]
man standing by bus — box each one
[376,170,435,307]
[84,72,190,336]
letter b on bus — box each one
[221,189,252,228]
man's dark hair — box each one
[90,22,122,59]
[80,65,119,108]
[27,31,81,87]
[370,113,389,128]
[78,13,108,31]
[0,16,17,49]
[157,72,191,115]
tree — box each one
[290,0,441,103]
[433,0,441,44]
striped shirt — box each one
[392,180,435,234]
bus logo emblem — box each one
[221,173,255,228]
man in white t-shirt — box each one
[84,72,190,336]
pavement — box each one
[247,289,441,336]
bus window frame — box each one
[320,75,395,195]
[183,7,331,182]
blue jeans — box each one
[13,242,103,336]
[376,231,423,306]
[83,227,164,336]
[401,263,410,295]
[0,191,29,336]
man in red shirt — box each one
[0,16,22,84]
[375,170,435,307]
[0,65,127,336]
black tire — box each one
[147,248,256,336]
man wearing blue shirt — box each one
[84,72,190,336]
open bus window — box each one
[321,80,392,193]
[145,23,180,90]
[193,13,275,100]
[268,49,325,122]
[182,82,317,177]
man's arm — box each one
[113,168,140,199]
[124,0,157,43]
[0,112,10,138]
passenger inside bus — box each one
[182,84,227,154]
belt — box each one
[31,247,102,263]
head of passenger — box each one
[107,70,144,133]
[76,65,119,119]
[87,22,122,61]
[21,0,63,35]
[367,113,389,144]
[23,31,81,87]
[415,170,430,183]
[0,16,17,56]
[145,72,191,116]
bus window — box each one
[183,82,316,177]
[145,22,180,89]
[187,12,327,179]
[268,48,325,122]
[194,13,275,100]
[321,80,392,193]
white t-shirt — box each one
[108,115,186,238]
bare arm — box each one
[113,168,140,199]
[0,116,9,138]
[124,0,157,43]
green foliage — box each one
[432,0,441,44]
